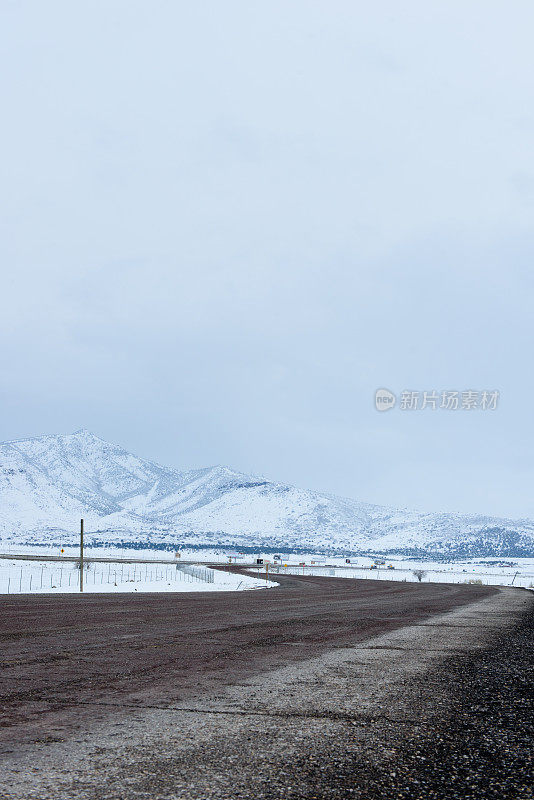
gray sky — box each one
[2,1,534,518]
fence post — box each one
[80,519,84,593]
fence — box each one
[176,564,215,583]
[267,563,534,588]
[0,561,216,594]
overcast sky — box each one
[1,1,533,518]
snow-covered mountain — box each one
[1,429,533,557]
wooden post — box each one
[80,519,84,593]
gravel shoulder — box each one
[0,581,530,799]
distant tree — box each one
[412,569,427,582]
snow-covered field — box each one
[1,545,532,594]
[0,558,275,595]
[264,555,534,588]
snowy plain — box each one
[1,544,532,593]
[263,559,534,589]
[0,557,276,595]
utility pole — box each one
[80,519,84,593]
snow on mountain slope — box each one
[11,429,179,513]
[0,430,532,556]
[0,443,88,535]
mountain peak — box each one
[71,428,99,439]
[205,464,268,483]
[65,430,111,448]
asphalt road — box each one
[3,574,531,800]
[0,552,223,565]
[0,573,493,748]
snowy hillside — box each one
[0,430,533,557]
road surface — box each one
[0,573,531,799]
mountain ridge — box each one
[1,430,532,557]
